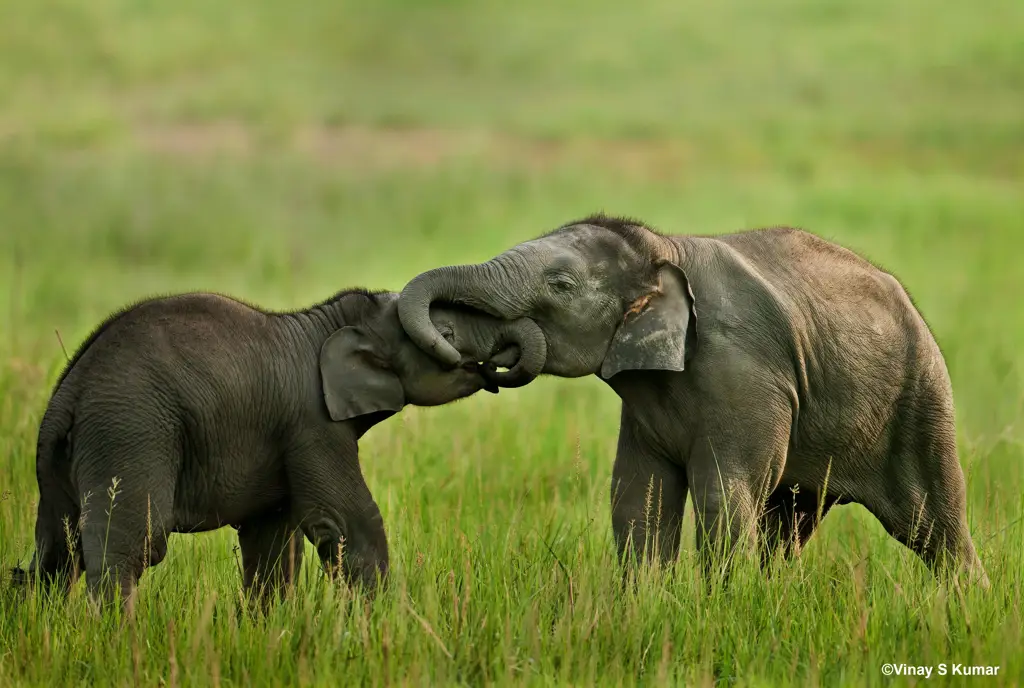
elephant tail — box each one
[37,398,74,470]
[15,385,79,588]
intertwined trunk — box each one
[398,261,544,384]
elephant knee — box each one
[611,507,641,545]
[84,559,139,607]
[350,550,390,592]
[690,489,726,535]
[693,486,757,549]
[328,538,389,595]
[349,520,388,591]
[305,511,389,591]
[345,521,389,583]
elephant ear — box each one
[319,326,406,422]
[600,260,697,380]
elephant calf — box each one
[398,214,989,588]
[13,288,543,608]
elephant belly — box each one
[173,442,290,531]
[780,434,889,503]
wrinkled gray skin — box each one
[398,214,989,588]
[14,288,543,610]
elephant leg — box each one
[18,469,85,596]
[610,410,687,571]
[70,414,178,613]
[78,467,174,614]
[861,406,988,588]
[238,508,304,606]
[758,486,838,568]
[287,428,389,597]
[687,421,790,586]
[861,481,986,588]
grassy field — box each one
[1,0,1022,685]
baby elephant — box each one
[14,287,542,609]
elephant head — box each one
[397,214,696,381]
[320,295,546,422]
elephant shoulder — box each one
[680,236,811,383]
[683,235,797,332]
[695,227,913,322]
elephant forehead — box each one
[515,229,636,270]
[508,237,573,262]
[510,242,605,286]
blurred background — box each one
[1,0,1022,682]
[3,0,1023,513]
[2,0,1021,439]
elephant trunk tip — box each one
[483,317,547,388]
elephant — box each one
[12,287,545,610]
[397,213,990,588]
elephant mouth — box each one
[458,341,530,394]
[481,367,502,394]
[459,359,502,394]
[452,306,544,390]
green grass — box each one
[1,0,1022,685]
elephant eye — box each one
[546,273,578,293]
[438,325,455,344]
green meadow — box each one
[1,0,1021,685]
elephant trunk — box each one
[398,261,527,367]
[485,317,547,388]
